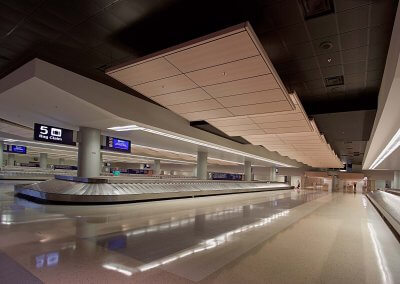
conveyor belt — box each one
[367,191,400,237]
[15,178,292,203]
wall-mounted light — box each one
[370,128,400,169]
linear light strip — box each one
[140,128,294,167]
[369,128,400,169]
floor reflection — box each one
[93,191,325,275]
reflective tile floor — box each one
[1,180,400,283]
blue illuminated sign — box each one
[103,136,131,153]
[112,138,130,151]
[11,145,27,154]
[4,145,27,154]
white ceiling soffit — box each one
[1,138,240,166]
[363,5,400,170]
[107,23,341,168]
[0,121,33,138]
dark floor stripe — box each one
[0,252,43,283]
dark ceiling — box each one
[0,0,397,115]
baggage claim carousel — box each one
[14,176,292,204]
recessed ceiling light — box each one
[319,41,333,50]
[107,125,144,131]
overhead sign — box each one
[34,123,76,146]
[210,172,243,181]
[4,145,27,154]
[103,136,131,153]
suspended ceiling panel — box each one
[106,22,294,122]
[106,22,341,168]
[244,120,342,168]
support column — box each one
[266,167,276,181]
[77,127,101,178]
[153,159,161,175]
[244,160,252,181]
[40,153,48,169]
[393,171,400,189]
[286,175,292,185]
[332,175,338,192]
[0,141,4,167]
[197,151,208,180]
[8,154,15,166]
[99,153,103,174]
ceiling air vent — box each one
[325,75,344,87]
[300,0,335,20]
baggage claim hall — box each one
[0,1,400,283]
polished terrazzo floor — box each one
[0,181,399,283]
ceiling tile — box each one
[312,35,340,55]
[305,78,325,89]
[367,57,385,72]
[337,6,369,33]
[133,74,197,97]
[186,56,270,87]
[168,99,223,114]
[309,87,327,96]
[250,112,304,123]
[286,41,315,59]
[91,11,126,33]
[259,120,309,129]
[343,61,366,75]
[268,0,303,28]
[181,109,232,121]
[366,70,383,82]
[317,52,342,67]
[278,24,309,45]
[264,126,311,134]
[369,25,392,45]
[228,101,292,115]
[258,31,290,63]
[370,0,396,27]
[203,74,280,98]
[151,88,211,106]
[44,1,90,26]
[321,65,343,77]
[165,31,259,73]
[216,89,286,107]
[292,57,320,72]
[327,85,345,96]
[334,0,371,12]
[342,46,367,63]
[208,116,254,127]
[368,43,389,60]
[225,129,266,136]
[306,14,338,39]
[109,58,181,86]
[340,28,368,50]
[218,124,260,132]
[298,68,322,82]
[345,73,365,84]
